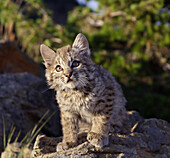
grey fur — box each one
[40,33,129,152]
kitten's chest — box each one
[57,90,95,118]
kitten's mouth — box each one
[66,77,73,83]
[67,78,72,82]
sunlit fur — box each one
[45,45,94,91]
[40,33,130,152]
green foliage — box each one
[67,0,169,75]
[0,0,66,61]
[125,75,170,120]
[0,0,169,120]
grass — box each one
[2,110,56,157]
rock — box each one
[132,119,170,152]
[31,118,170,158]
[1,142,33,158]
[1,73,169,158]
[0,41,42,76]
[127,111,143,127]
[0,73,61,154]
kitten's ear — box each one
[72,33,90,55]
[40,44,55,67]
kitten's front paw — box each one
[87,132,109,148]
[56,141,77,152]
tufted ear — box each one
[40,44,55,67]
[72,33,90,55]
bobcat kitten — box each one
[40,33,129,152]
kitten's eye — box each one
[56,65,63,72]
[72,60,80,68]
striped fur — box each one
[40,33,129,152]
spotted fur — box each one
[40,33,129,152]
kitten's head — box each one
[40,33,94,90]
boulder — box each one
[1,142,33,158]
[0,41,42,76]
[31,118,170,158]
[0,73,61,154]
[1,73,170,158]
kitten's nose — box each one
[65,72,72,78]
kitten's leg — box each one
[57,111,78,152]
[87,114,110,148]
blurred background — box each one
[0,0,169,121]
